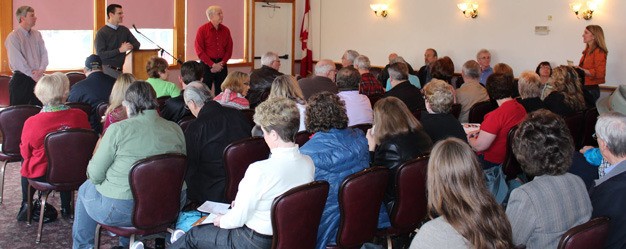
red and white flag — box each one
[299,0,313,77]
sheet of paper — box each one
[200,213,219,225]
[197,201,230,215]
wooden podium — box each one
[123,49,159,80]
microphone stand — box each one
[132,24,183,64]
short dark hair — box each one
[535,61,552,76]
[430,56,455,83]
[513,109,573,176]
[180,61,203,84]
[486,73,515,100]
[306,92,348,133]
[387,62,408,81]
[107,4,122,19]
[335,67,361,90]
[124,81,158,116]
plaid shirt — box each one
[359,72,385,96]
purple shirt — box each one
[5,26,48,78]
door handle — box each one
[254,54,289,60]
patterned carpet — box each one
[0,161,119,249]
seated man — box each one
[67,54,115,134]
[354,55,385,97]
[161,60,203,123]
[248,51,283,108]
[298,59,338,100]
[336,67,373,126]
[383,62,425,112]
[169,97,315,249]
[183,85,251,204]
[340,49,359,68]
[456,60,489,123]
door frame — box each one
[251,0,296,75]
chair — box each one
[377,156,429,248]
[26,129,99,243]
[0,75,10,106]
[411,109,422,121]
[94,153,187,249]
[349,123,372,134]
[468,100,496,124]
[502,125,524,181]
[326,167,390,249]
[223,137,270,202]
[581,107,599,148]
[157,96,170,112]
[367,93,384,107]
[557,217,610,249]
[177,115,196,132]
[66,102,92,116]
[66,72,86,88]
[0,105,41,204]
[241,109,256,127]
[449,103,462,119]
[564,111,585,149]
[295,131,312,147]
[271,181,330,249]
[96,102,109,118]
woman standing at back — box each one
[578,25,608,101]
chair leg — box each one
[35,190,51,243]
[27,184,33,226]
[129,234,136,246]
[0,160,7,205]
[387,235,392,249]
[94,224,102,249]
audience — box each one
[366,97,432,210]
[516,71,547,113]
[72,81,186,248]
[214,71,251,110]
[421,79,467,143]
[589,112,626,249]
[335,67,373,126]
[383,62,425,112]
[354,55,385,97]
[299,92,389,249]
[145,56,181,98]
[456,60,489,123]
[161,60,203,123]
[103,73,135,134]
[417,48,437,85]
[169,97,315,249]
[248,51,283,108]
[268,75,308,131]
[378,53,416,84]
[543,66,587,116]
[385,56,421,91]
[535,61,552,85]
[298,59,338,100]
[183,83,251,204]
[18,73,91,222]
[507,110,592,248]
[409,138,513,249]
[477,49,493,85]
[340,49,359,68]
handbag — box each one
[31,192,58,223]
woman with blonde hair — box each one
[268,75,306,131]
[543,66,587,116]
[409,138,513,249]
[214,71,250,109]
[577,25,607,100]
[145,56,181,98]
[103,73,135,133]
[366,96,432,210]
[516,71,546,113]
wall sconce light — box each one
[457,1,479,18]
[370,4,388,18]
[570,1,597,20]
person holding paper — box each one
[169,97,315,249]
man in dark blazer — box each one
[589,112,626,249]
[383,62,425,112]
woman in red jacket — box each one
[578,25,608,101]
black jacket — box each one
[161,93,192,123]
[420,112,468,144]
[248,65,283,108]
[383,81,425,111]
[184,101,251,203]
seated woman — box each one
[268,75,307,131]
[72,81,186,248]
[467,73,526,204]
[516,71,547,113]
[145,56,181,98]
[366,96,432,210]
[543,66,587,116]
[17,73,91,221]
[214,71,251,110]
[169,97,315,249]
[507,110,592,248]
[420,79,467,143]
[429,56,455,85]
[409,138,513,249]
[103,73,135,134]
[300,92,389,249]
[536,61,552,85]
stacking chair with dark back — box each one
[326,166,390,249]
[223,137,270,202]
[295,131,312,147]
[502,125,525,182]
[271,181,330,249]
[449,103,462,119]
[26,128,99,243]
[94,153,187,249]
[96,102,109,118]
[66,72,86,88]
[468,100,496,124]
[241,109,256,128]
[557,216,610,249]
[376,156,429,248]
[349,123,372,135]
[581,107,599,148]
[157,96,170,112]
[564,111,585,150]
[177,115,196,132]
[66,102,93,117]
[0,105,41,204]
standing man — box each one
[195,5,233,96]
[5,6,47,106]
[477,49,493,85]
[417,48,438,85]
[94,4,140,79]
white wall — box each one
[294,0,625,86]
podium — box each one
[123,49,159,80]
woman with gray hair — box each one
[72,81,186,249]
[420,79,467,143]
[516,71,547,113]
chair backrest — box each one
[97,102,109,118]
[0,105,41,155]
[240,109,256,128]
[177,115,196,132]
[335,167,390,248]
[557,217,610,249]
[223,137,270,202]
[468,100,496,124]
[157,96,170,112]
[44,129,99,188]
[66,72,86,88]
[0,75,10,106]
[564,111,585,149]
[271,181,330,249]
[367,93,384,107]
[581,107,599,148]
[450,103,462,119]
[349,123,372,134]
[411,109,422,121]
[130,153,187,230]
[502,125,524,181]
[66,102,92,116]
[388,156,429,233]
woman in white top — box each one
[169,97,315,249]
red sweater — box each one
[194,23,233,66]
[20,109,91,178]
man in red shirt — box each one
[195,6,233,95]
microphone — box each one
[132,24,139,33]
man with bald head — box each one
[298,59,339,100]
